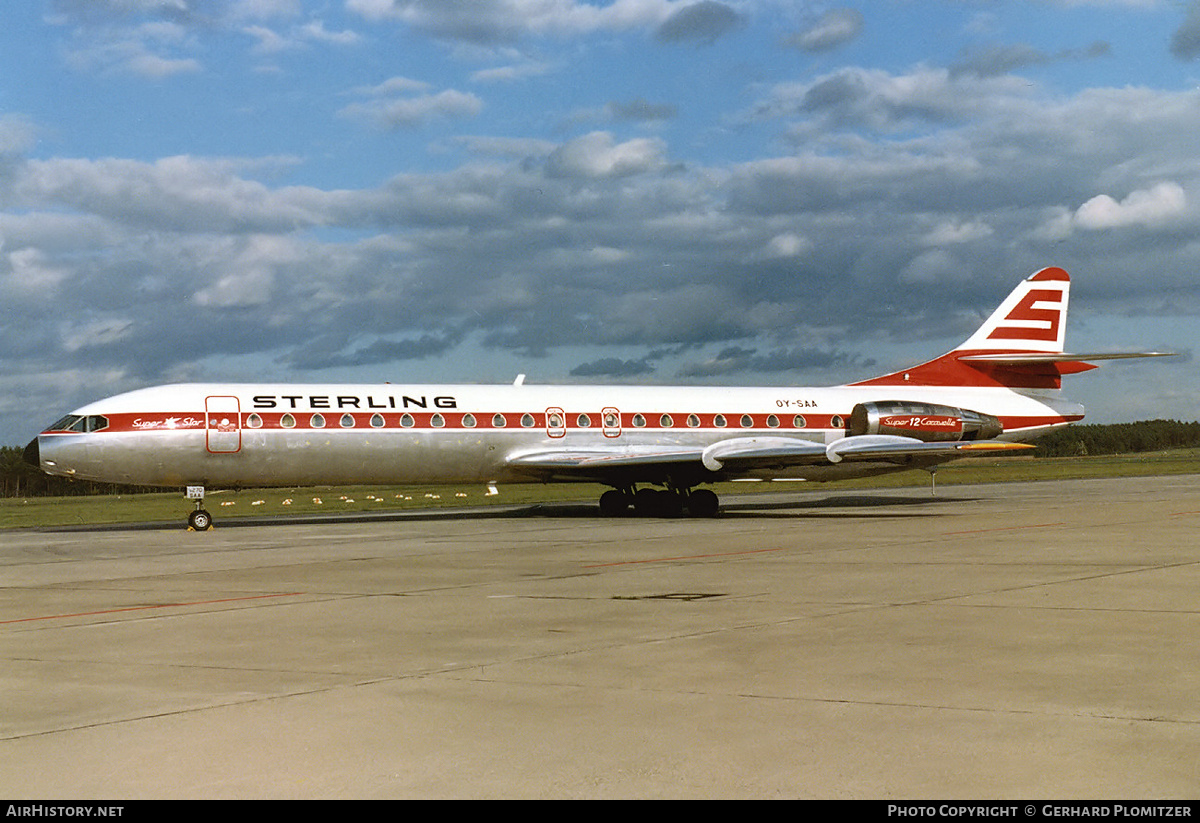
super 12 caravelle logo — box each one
[882,415,959,430]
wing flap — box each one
[507,435,1033,484]
[506,445,704,471]
[824,434,1033,463]
[700,436,827,471]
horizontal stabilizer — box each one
[957,351,1174,364]
[853,267,1174,389]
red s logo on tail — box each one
[986,289,1063,343]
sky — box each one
[2,0,1199,447]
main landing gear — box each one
[599,486,720,518]
[186,485,213,531]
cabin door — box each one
[205,395,242,454]
[602,407,621,438]
[546,407,566,438]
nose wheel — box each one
[188,508,213,531]
[186,485,213,531]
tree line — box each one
[1029,418,1200,458]
[3,418,1198,498]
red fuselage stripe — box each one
[43,410,1081,435]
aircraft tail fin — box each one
[851,267,1171,390]
[956,266,1070,354]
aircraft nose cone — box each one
[23,438,40,469]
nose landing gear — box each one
[188,508,213,531]
[186,486,213,531]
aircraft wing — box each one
[506,435,1031,483]
[505,444,708,486]
[822,435,1032,463]
[506,445,705,470]
[704,435,1030,470]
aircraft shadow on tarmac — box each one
[45,492,976,532]
[519,493,976,520]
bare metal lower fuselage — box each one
[31,381,1081,490]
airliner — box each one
[24,267,1170,529]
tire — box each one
[599,489,630,517]
[633,488,660,516]
[686,489,719,518]
[656,490,684,518]
[188,509,213,531]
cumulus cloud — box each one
[607,98,678,123]
[656,1,742,44]
[678,346,869,378]
[565,99,678,129]
[244,19,361,53]
[0,115,37,156]
[1171,1,1200,59]
[450,135,558,159]
[228,0,303,21]
[1072,183,1187,231]
[62,21,202,78]
[5,29,1200,446]
[786,9,863,53]
[351,76,431,96]
[545,132,669,178]
[750,232,811,261]
[347,0,681,44]
[289,330,467,370]
[49,0,197,25]
[950,41,1111,78]
[470,61,555,83]
[922,219,994,247]
[900,249,969,284]
[59,318,135,354]
[192,234,306,308]
[11,75,1199,397]
[295,20,360,45]
[1,247,71,302]
[15,155,330,232]
[570,357,655,377]
[339,84,483,129]
[751,66,1033,133]
[50,1,358,77]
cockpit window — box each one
[46,414,107,432]
[48,415,83,432]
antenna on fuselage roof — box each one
[513,374,526,386]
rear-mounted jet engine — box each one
[848,401,1002,442]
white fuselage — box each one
[33,381,1082,489]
